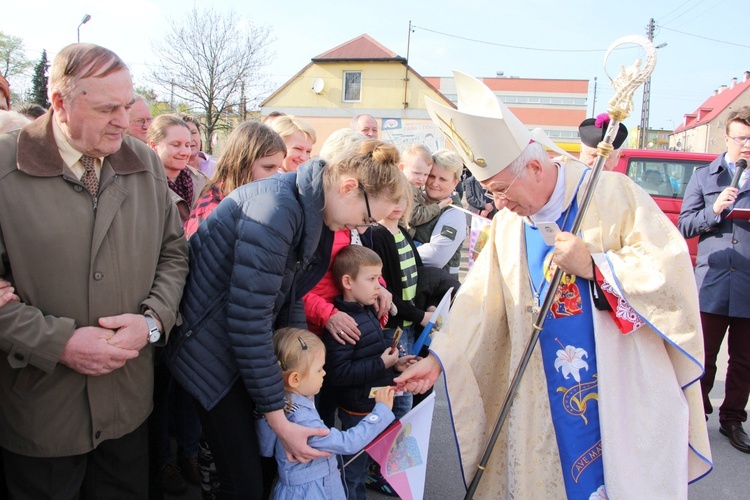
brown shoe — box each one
[719,423,750,454]
[161,462,188,495]
[178,455,201,485]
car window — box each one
[626,159,710,199]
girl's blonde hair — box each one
[146,114,189,146]
[323,139,403,204]
[273,327,325,379]
[205,121,287,197]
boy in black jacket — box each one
[324,245,414,500]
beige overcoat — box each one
[0,111,188,457]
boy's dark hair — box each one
[331,245,382,292]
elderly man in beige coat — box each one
[0,44,188,498]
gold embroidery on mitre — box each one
[434,113,487,168]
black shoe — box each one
[719,423,750,454]
[161,462,188,495]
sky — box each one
[4,0,748,132]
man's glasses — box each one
[728,136,750,146]
[483,169,522,202]
[131,118,153,127]
[356,182,379,228]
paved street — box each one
[369,330,747,499]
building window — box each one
[496,95,586,107]
[343,71,362,102]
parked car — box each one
[612,149,717,264]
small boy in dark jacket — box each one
[324,245,415,500]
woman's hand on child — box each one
[326,312,361,345]
[373,287,393,320]
[266,410,331,463]
[394,355,417,372]
[381,347,399,369]
[373,386,395,410]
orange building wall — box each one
[513,108,586,126]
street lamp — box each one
[77,14,91,43]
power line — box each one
[658,25,750,49]
[413,25,606,53]
[656,0,698,25]
[657,0,705,26]
[670,0,731,30]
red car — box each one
[612,149,717,264]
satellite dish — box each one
[311,78,325,94]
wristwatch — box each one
[145,315,162,344]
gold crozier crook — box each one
[434,113,487,168]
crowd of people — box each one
[0,42,747,500]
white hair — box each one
[507,141,551,177]
[319,128,365,161]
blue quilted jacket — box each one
[166,160,334,412]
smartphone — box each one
[536,221,561,246]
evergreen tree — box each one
[30,50,49,108]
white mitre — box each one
[425,70,575,181]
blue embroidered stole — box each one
[525,190,606,499]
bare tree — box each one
[0,32,32,80]
[150,8,274,153]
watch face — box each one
[145,316,161,344]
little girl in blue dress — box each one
[256,327,395,499]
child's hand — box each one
[373,386,395,410]
[381,347,399,368]
[420,311,433,327]
[438,196,453,208]
[395,355,417,372]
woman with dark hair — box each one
[185,121,286,239]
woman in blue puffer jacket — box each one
[167,141,403,499]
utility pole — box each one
[591,76,597,116]
[639,18,655,149]
[403,21,413,109]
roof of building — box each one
[260,34,452,109]
[674,77,750,133]
[312,34,406,63]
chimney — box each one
[731,77,738,89]
[718,85,728,94]
[745,71,750,82]
[713,89,718,96]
